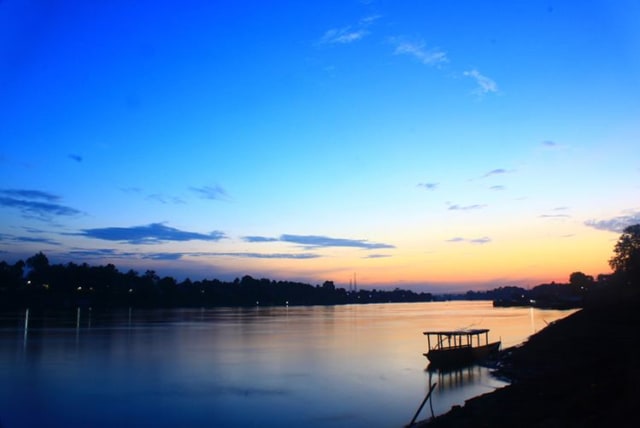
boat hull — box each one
[425,341,501,368]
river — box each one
[0,301,576,427]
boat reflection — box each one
[420,364,507,420]
[427,364,483,390]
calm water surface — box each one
[0,301,575,427]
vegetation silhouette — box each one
[609,224,640,283]
[0,252,434,309]
[4,226,639,310]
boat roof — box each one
[423,328,490,336]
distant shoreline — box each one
[2,253,592,310]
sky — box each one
[1,0,639,292]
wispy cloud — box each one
[489,185,505,191]
[0,233,60,246]
[392,39,448,66]
[68,154,83,163]
[540,140,568,151]
[69,248,132,258]
[244,234,395,250]
[320,27,368,44]
[243,236,280,243]
[417,182,439,191]
[360,15,381,25]
[119,187,143,194]
[141,253,184,261]
[483,168,508,178]
[190,185,230,201]
[147,193,186,205]
[585,211,640,233]
[70,249,192,261]
[1,189,60,201]
[67,248,320,261]
[69,248,186,261]
[214,252,321,260]
[119,187,185,204]
[74,223,226,245]
[14,236,61,245]
[22,226,49,234]
[447,236,492,245]
[470,237,492,244]
[318,15,380,45]
[0,189,82,220]
[448,203,487,211]
[363,254,391,259]
[463,69,498,95]
[540,207,571,219]
[281,234,395,249]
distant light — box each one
[256,301,259,305]
[77,286,82,291]
[128,288,133,293]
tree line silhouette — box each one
[2,225,638,310]
[0,252,434,309]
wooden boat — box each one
[423,328,500,368]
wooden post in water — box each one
[407,382,437,427]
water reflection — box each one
[413,365,507,422]
[23,308,29,350]
[429,365,484,390]
[2,302,575,428]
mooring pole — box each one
[408,382,437,427]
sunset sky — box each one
[1,0,639,292]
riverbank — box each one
[419,284,640,427]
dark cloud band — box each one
[76,223,226,245]
[0,189,81,219]
[244,234,395,250]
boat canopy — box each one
[423,328,490,336]
[423,329,492,351]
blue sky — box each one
[1,0,639,291]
